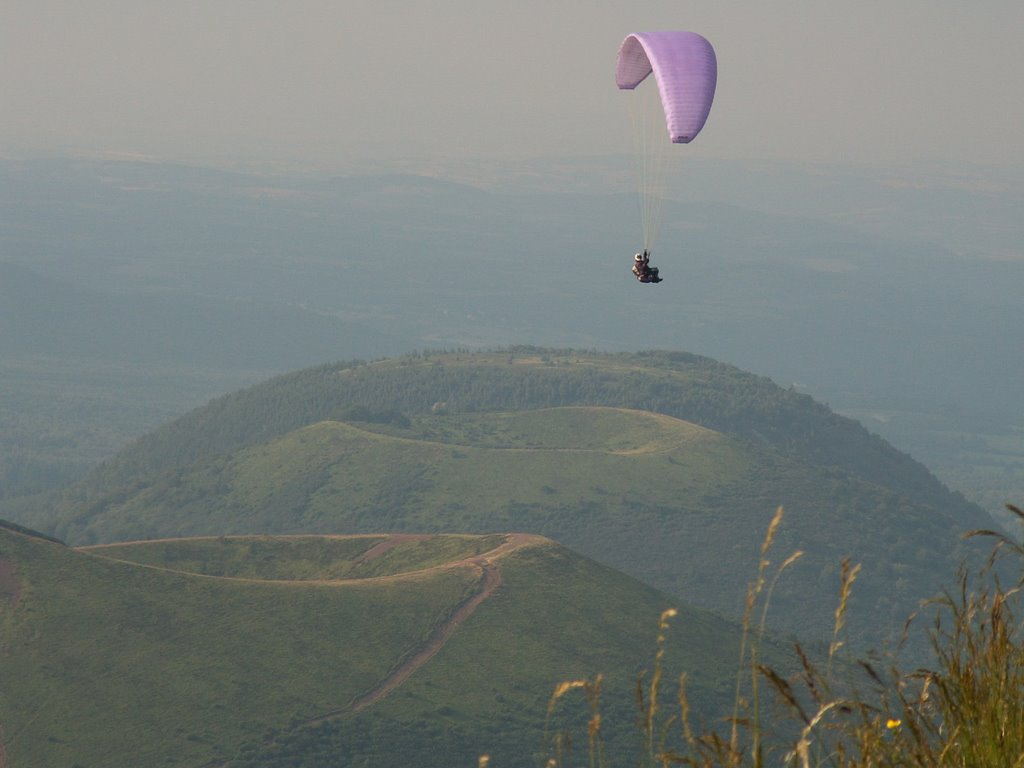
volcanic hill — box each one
[31,348,992,651]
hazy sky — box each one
[3,1,1023,172]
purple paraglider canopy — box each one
[616,31,717,144]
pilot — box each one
[632,250,661,283]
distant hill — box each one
[30,349,992,653]
[3,157,1021,527]
[0,260,406,368]
[0,525,773,768]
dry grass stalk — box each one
[539,502,1024,768]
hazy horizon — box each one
[2,2,1022,522]
[4,2,1023,174]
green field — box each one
[0,524,778,767]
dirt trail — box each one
[193,533,543,768]
[82,533,540,588]
[346,561,498,714]
[306,533,543,724]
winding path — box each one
[309,532,541,722]
[194,533,543,767]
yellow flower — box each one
[886,718,902,730]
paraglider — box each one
[616,31,717,284]
[632,251,661,283]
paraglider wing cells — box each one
[616,31,717,144]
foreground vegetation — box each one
[2,504,1020,766]
[544,505,1024,768]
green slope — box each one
[25,349,993,651]
[44,349,978,522]
[66,409,733,540]
[0,526,766,768]
[39,403,979,655]
[228,542,757,768]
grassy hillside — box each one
[43,349,981,525]
[0,526,769,768]
[26,350,994,653]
